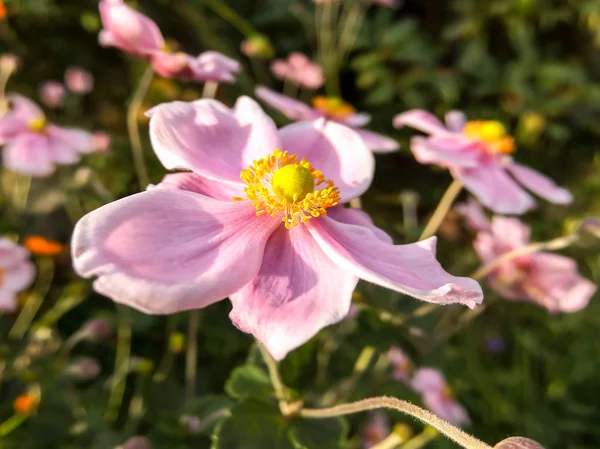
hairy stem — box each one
[419,179,462,241]
[105,305,131,422]
[258,343,292,416]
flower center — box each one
[311,96,355,119]
[236,149,340,229]
[463,120,515,154]
[442,385,455,400]
[0,267,4,288]
[28,117,46,133]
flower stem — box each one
[201,0,257,37]
[153,315,179,383]
[419,179,462,241]
[127,65,153,190]
[299,396,492,449]
[186,310,200,396]
[202,81,219,99]
[471,234,579,280]
[337,1,366,66]
[105,305,131,422]
[257,342,293,416]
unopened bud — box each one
[240,35,274,59]
[180,414,201,434]
[169,332,185,353]
[81,317,113,341]
[121,436,152,449]
[494,437,545,449]
[65,357,101,381]
[131,357,154,376]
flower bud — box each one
[169,331,185,353]
[80,317,113,341]
[65,357,101,381]
[39,81,65,109]
[494,437,545,449]
[121,436,152,449]
[180,414,201,434]
[131,357,155,376]
[64,66,94,94]
[240,35,274,59]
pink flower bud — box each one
[39,81,65,109]
[81,317,113,341]
[65,67,94,94]
[122,436,152,449]
[494,437,545,449]
[92,131,112,152]
[65,357,101,381]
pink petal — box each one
[342,112,371,128]
[506,161,573,205]
[3,261,35,291]
[151,172,244,200]
[278,119,375,202]
[455,197,491,233]
[353,129,399,153]
[72,189,279,314]
[3,134,56,176]
[421,392,471,427]
[327,206,393,244]
[8,94,45,123]
[393,109,450,136]
[444,110,467,132]
[229,224,359,360]
[490,217,530,249]
[0,238,29,265]
[148,97,279,185]
[411,367,447,393]
[255,86,320,122]
[411,136,480,168]
[453,161,535,215]
[150,51,188,78]
[307,216,483,308]
[47,126,94,153]
[0,289,17,313]
[99,0,164,57]
[187,51,241,83]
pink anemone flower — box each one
[39,81,66,109]
[457,200,596,313]
[393,110,572,214]
[65,67,94,94]
[98,0,240,84]
[0,238,35,313]
[71,96,482,360]
[270,53,324,90]
[411,367,471,427]
[256,86,399,153]
[363,412,390,449]
[0,94,95,176]
[387,346,414,383]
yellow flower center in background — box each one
[463,120,515,154]
[311,96,356,119]
[28,117,46,133]
[236,149,340,229]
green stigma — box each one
[271,164,315,202]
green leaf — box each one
[211,400,294,449]
[225,365,274,400]
[287,417,349,449]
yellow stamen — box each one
[442,385,454,400]
[311,96,356,119]
[28,117,46,133]
[238,149,340,229]
[463,120,515,154]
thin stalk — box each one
[471,234,579,280]
[299,396,492,449]
[33,286,86,329]
[12,174,31,211]
[419,180,462,241]
[0,60,16,107]
[282,77,300,99]
[371,433,405,449]
[202,81,219,99]
[337,1,366,65]
[320,0,341,96]
[401,428,438,449]
[153,316,179,383]
[258,342,291,416]
[0,413,30,438]
[201,0,257,37]
[105,305,131,422]
[185,310,200,396]
[127,65,153,190]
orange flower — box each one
[0,1,6,19]
[24,236,65,256]
[14,392,38,414]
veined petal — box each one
[506,161,573,205]
[353,129,399,153]
[307,216,483,308]
[72,189,279,314]
[393,109,450,136]
[327,206,393,244]
[411,136,480,168]
[229,224,358,360]
[278,119,375,202]
[152,172,244,200]
[255,86,320,122]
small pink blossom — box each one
[0,94,96,176]
[363,412,390,448]
[92,131,111,152]
[411,368,471,427]
[270,53,324,89]
[98,0,240,84]
[256,86,399,153]
[65,67,94,94]
[0,238,35,313]
[373,0,402,7]
[393,110,572,214]
[387,346,414,383]
[71,97,483,360]
[39,81,66,109]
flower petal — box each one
[278,119,375,202]
[47,125,95,153]
[421,392,471,427]
[229,224,358,360]
[151,172,244,200]
[148,97,279,184]
[307,216,483,308]
[327,206,393,244]
[393,109,450,136]
[0,289,17,313]
[506,161,573,205]
[3,134,56,176]
[3,261,35,291]
[353,129,399,153]
[72,189,279,314]
[411,136,480,168]
[455,197,491,233]
[342,112,371,128]
[255,86,319,122]
[490,217,530,249]
[453,162,535,215]
[444,110,467,132]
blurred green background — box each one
[1,0,600,448]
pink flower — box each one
[411,368,471,427]
[373,0,402,7]
[0,94,95,176]
[0,238,35,313]
[387,346,414,383]
[71,96,483,360]
[39,81,65,109]
[256,86,399,153]
[363,412,390,448]
[99,0,239,83]
[471,213,596,313]
[270,53,324,89]
[393,110,572,214]
[65,67,94,94]
[92,131,111,152]
[455,197,492,233]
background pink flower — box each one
[363,412,390,448]
[65,67,94,94]
[151,51,240,83]
[0,238,35,313]
[387,346,414,383]
[39,81,65,109]
[393,109,572,214]
[270,52,324,89]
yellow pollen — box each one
[28,117,46,133]
[237,149,341,229]
[311,96,356,119]
[463,120,515,154]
